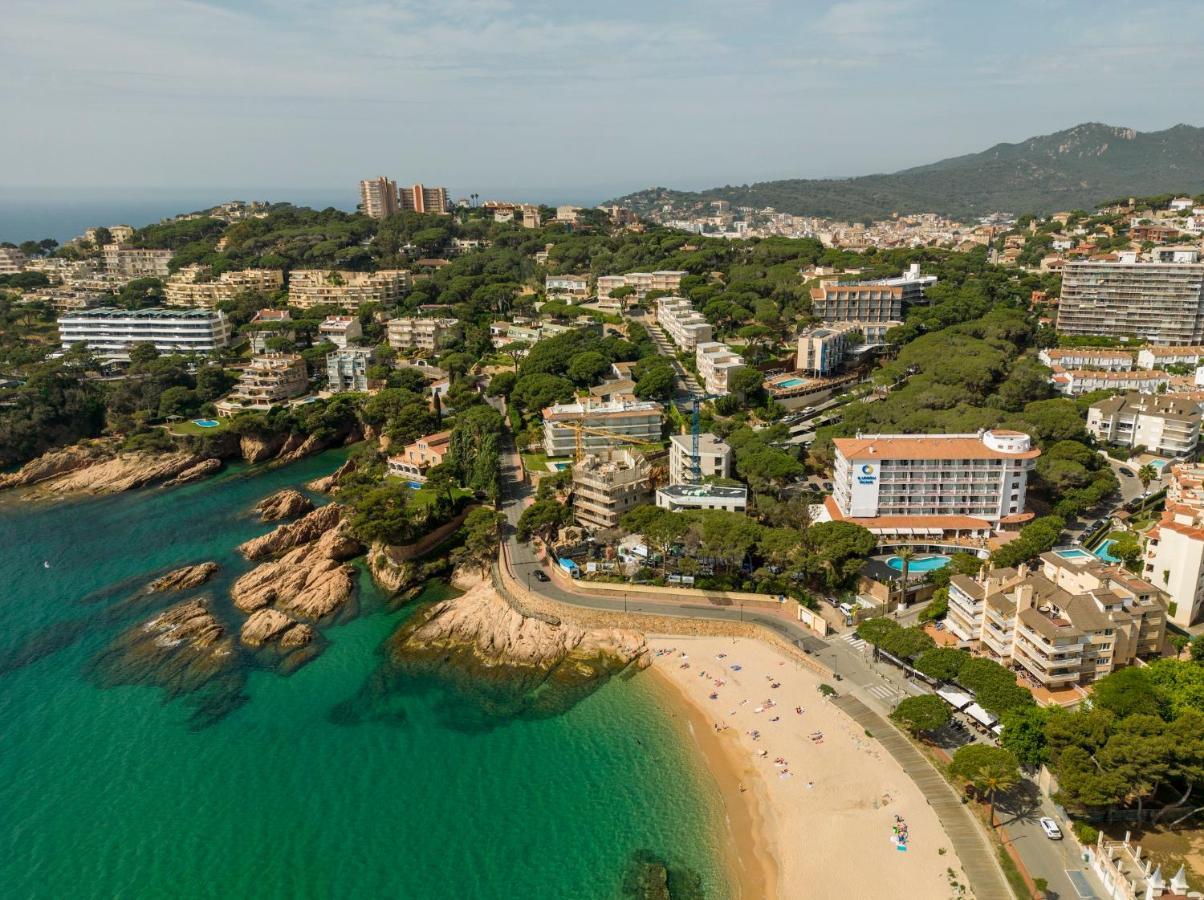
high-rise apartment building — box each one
[359,177,399,219]
[1057,255,1204,344]
[828,430,1040,537]
[399,184,449,215]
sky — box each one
[2,0,1203,207]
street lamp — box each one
[623,591,628,613]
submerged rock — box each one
[231,526,360,620]
[238,503,344,560]
[147,562,219,593]
[254,489,314,522]
[88,598,246,729]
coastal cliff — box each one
[0,440,115,489]
[25,451,217,497]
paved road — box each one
[640,316,704,405]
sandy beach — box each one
[647,634,967,900]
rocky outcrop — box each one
[147,562,218,593]
[254,489,314,522]
[280,622,315,649]
[238,503,344,560]
[239,608,297,647]
[367,541,415,594]
[231,525,361,620]
[25,451,212,497]
[307,457,357,494]
[240,433,285,464]
[163,458,222,487]
[0,440,117,490]
[380,573,648,723]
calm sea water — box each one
[0,451,729,899]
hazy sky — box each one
[2,0,1202,203]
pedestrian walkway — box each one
[832,694,1012,900]
[865,683,899,702]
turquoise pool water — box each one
[776,378,806,388]
[886,554,950,572]
[0,450,730,898]
[1150,459,1168,472]
[1095,539,1121,563]
[192,418,220,428]
[1056,548,1091,560]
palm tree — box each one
[971,763,1020,828]
[1137,463,1158,493]
[896,547,916,610]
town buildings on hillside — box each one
[1087,393,1201,457]
[542,399,663,457]
[216,353,309,414]
[164,265,283,307]
[57,307,231,360]
[287,269,410,311]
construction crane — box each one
[563,421,661,461]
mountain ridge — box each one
[609,123,1204,221]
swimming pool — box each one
[1095,540,1121,563]
[886,554,950,573]
[776,378,806,388]
[192,419,220,428]
[1055,548,1091,560]
[1150,459,1168,472]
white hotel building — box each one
[826,430,1040,539]
[696,341,746,396]
[58,307,231,361]
[656,297,712,351]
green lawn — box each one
[168,418,229,436]
[409,485,472,509]
[522,452,570,474]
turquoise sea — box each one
[0,451,730,899]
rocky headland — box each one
[238,503,344,560]
[254,488,314,522]
[377,571,649,724]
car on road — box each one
[1039,817,1063,840]
[533,570,550,582]
[822,482,833,491]
[1119,468,1135,477]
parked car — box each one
[1119,468,1135,477]
[1039,817,1063,840]
[534,570,550,582]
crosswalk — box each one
[841,633,867,652]
[865,684,897,701]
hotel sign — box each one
[856,463,877,485]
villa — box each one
[386,430,452,485]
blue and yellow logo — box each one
[861,464,875,475]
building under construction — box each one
[571,449,653,530]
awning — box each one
[991,723,1003,736]
[964,703,998,728]
[936,685,974,710]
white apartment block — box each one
[318,315,362,349]
[327,347,375,393]
[668,432,732,485]
[542,399,663,458]
[1057,256,1204,344]
[796,324,857,376]
[544,274,589,301]
[1142,463,1204,627]
[103,244,173,278]
[1137,345,1204,370]
[1050,368,1171,396]
[1038,348,1135,370]
[58,307,231,361]
[164,266,284,308]
[217,353,309,414]
[386,317,459,351]
[596,270,687,302]
[829,430,1040,537]
[0,247,26,274]
[572,449,653,530]
[946,553,1166,689]
[695,341,746,396]
[810,264,935,324]
[287,269,410,311]
[1087,392,1201,457]
[656,296,713,351]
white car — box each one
[1039,817,1063,840]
